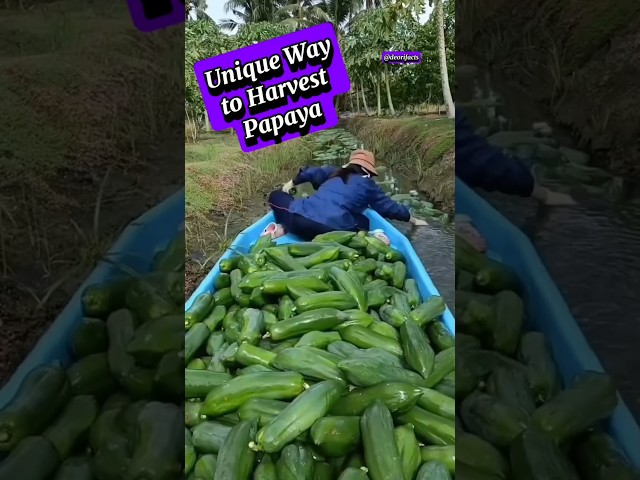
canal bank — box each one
[345,116,455,213]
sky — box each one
[207,2,434,29]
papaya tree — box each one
[185,20,296,140]
[342,33,373,115]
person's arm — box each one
[455,115,535,196]
[368,184,412,222]
[292,166,338,190]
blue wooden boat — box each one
[0,190,185,409]
[456,178,640,468]
[186,209,455,335]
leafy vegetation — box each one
[185,0,455,140]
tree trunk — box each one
[375,73,382,116]
[384,64,395,116]
[360,81,371,116]
[436,0,455,118]
[356,84,361,113]
[185,109,198,143]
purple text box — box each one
[382,51,422,65]
[194,23,351,153]
[127,0,184,33]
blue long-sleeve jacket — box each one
[456,115,535,196]
[289,166,411,230]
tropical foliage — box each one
[185,0,455,138]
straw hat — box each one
[347,149,378,176]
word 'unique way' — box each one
[194,23,350,152]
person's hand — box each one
[409,216,428,227]
[531,184,576,206]
[282,180,294,194]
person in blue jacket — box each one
[264,149,427,240]
[455,114,575,251]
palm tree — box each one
[186,0,213,21]
[275,1,330,29]
[220,0,281,31]
[275,0,362,31]
[430,0,454,117]
[319,0,364,28]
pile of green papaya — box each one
[390,194,450,225]
[0,233,185,479]
[184,230,456,480]
[455,235,640,479]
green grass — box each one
[0,3,181,194]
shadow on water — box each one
[460,59,640,420]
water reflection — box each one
[375,165,455,310]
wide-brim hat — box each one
[347,149,378,176]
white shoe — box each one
[262,222,286,239]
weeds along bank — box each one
[345,117,455,213]
[458,0,640,178]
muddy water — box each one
[461,62,640,420]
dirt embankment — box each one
[0,2,183,384]
[458,0,640,179]
[345,117,455,213]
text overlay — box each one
[194,23,351,152]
